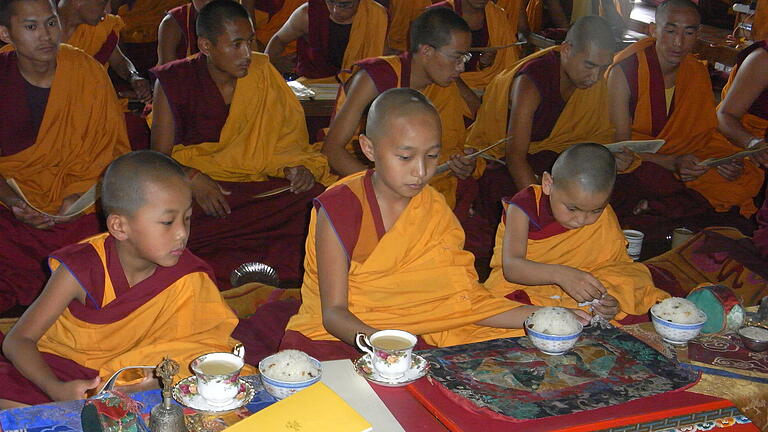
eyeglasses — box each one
[429,45,472,66]
[325,0,357,9]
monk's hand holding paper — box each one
[190,172,231,218]
[284,165,315,194]
[715,160,744,182]
[674,154,708,182]
[50,376,101,402]
[592,294,619,321]
[128,75,152,104]
[751,148,768,168]
[614,148,635,172]
[555,265,607,303]
[9,197,53,229]
[447,148,477,180]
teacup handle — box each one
[355,332,374,355]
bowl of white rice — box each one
[525,307,584,355]
[258,350,322,399]
[650,298,707,345]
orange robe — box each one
[296,0,387,83]
[610,38,764,217]
[484,185,669,321]
[435,0,521,89]
[385,0,432,53]
[286,170,527,347]
[255,0,304,53]
[323,53,476,209]
[0,233,250,405]
[118,0,188,43]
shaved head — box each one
[0,0,56,27]
[197,0,249,44]
[101,150,187,217]
[565,15,615,54]
[656,0,700,24]
[366,88,440,142]
[551,143,616,193]
[409,6,470,53]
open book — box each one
[6,179,96,221]
[604,139,665,154]
[698,142,768,167]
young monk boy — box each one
[484,143,669,321]
[0,151,248,407]
[282,88,590,360]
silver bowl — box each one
[738,326,768,352]
[230,262,279,287]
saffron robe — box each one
[385,0,432,53]
[168,3,198,60]
[0,46,128,313]
[255,0,304,52]
[296,0,387,82]
[323,53,476,209]
[286,170,527,347]
[610,38,764,217]
[117,0,187,43]
[432,0,521,89]
[152,53,335,285]
[484,185,669,321]
[0,233,249,405]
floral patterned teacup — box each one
[355,330,416,379]
[190,352,244,406]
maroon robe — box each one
[430,0,490,71]
[151,54,324,287]
[295,0,351,78]
[0,52,103,314]
[169,3,199,60]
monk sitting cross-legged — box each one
[430,0,522,89]
[464,16,617,260]
[281,88,591,360]
[0,151,252,408]
[322,7,482,215]
[264,0,387,83]
[151,0,335,287]
[607,0,764,241]
[0,0,129,314]
[485,143,669,323]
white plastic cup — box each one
[623,229,644,261]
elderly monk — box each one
[151,0,335,287]
[464,16,616,260]
[322,7,482,213]
[264,0,387,83]
[0,0,129,313]
[156,0,211,64]
[430,0,521,89]
[485,144,668,323]
[607,0,764,241]
[282,89,590,360]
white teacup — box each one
[623,229,644,261]
[190,352,244,406]
[356,330,416,379]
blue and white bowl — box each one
[651,306,707,345]
[258,354,322,400]
[525,318,583,355]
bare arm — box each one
[150,81,176,155]
[316,209,378,345]
[717,48,768,149]
[2,267,100,401]
[501,204,607,302]
[157,14,183,65]
[323,70,379,175]
[107,45,151,102]
[265,4,307,73]
[505,74,540,190]
[456,77,481,118]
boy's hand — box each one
[190,172,231,218]
[556,266,607,303]
[284,165,315,193]
[447,148,476,180]
[592,294,619,321]
[49,376,101,401]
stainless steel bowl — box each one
[738,326,768,352]
[230,262,279,288]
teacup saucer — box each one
[354,353,428,387]
[172,376,254,412]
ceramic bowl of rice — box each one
[651,298,707,345]
[258,350,322,399]
[525,307,584,355]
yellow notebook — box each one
[223,382,373,432]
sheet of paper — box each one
[698,143,768,167]
[6,179,96,221]
[321,359,405,432]
[604,139,665,154]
